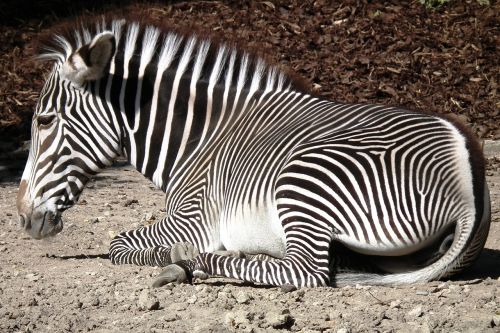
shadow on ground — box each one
[48,253,110,260]
[457,248,500,281]
[44,248,500,284]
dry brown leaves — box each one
[0,0,498,148]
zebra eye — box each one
[37,114,56,127]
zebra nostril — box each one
[18,214,26,228]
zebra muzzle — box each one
[21,208,63,240]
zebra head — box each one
[17,31,120,239]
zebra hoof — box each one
[152,264,188,288]
[170,242,200,263]
[193,270,209,280]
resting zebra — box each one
[17,17,490,288]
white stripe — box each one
[170,40,211,174]
[141,33,183,176]
[152,36,197,187]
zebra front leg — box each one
[110,239,199,266]
[109,221,200,267]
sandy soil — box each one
[0,154,499,333]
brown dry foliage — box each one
[0,0,498,150]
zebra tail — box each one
[333,182,491,287]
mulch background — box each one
[0,0,498,153]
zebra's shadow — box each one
[51,248,500,284]
[50,253,109,260]
[453,248,500,281]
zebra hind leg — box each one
[152,251,279,287]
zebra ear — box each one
[61,32,116,86]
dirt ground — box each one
[0,152,499,332]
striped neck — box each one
[37,18,307,190]
[99,22,296,190]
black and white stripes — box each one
[18,17,489,287]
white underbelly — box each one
[220,202,286,258]
[335,224,451,256]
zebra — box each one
[16,17,491,288]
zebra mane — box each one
[34,16,310,94]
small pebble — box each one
[86,217,104,223]
[492,315,500,327]
[25,273,39,282]
[437,282,448,290]
[389,299,401,309]
[164,313,178,322]
[138,289,160,311]
[224,310,250,328]
[27,298,38,306]
[407,306,423,318]
[236,291,250,304]
[281,283,297,293]
[218,291,233,300]
[141,212,156,223]
[264,309,293,328]
[291,289,305,301]
[123,199,138,207]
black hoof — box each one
[152,264,189,288]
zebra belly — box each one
[219,203,286,258]
[334,223,452,257]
